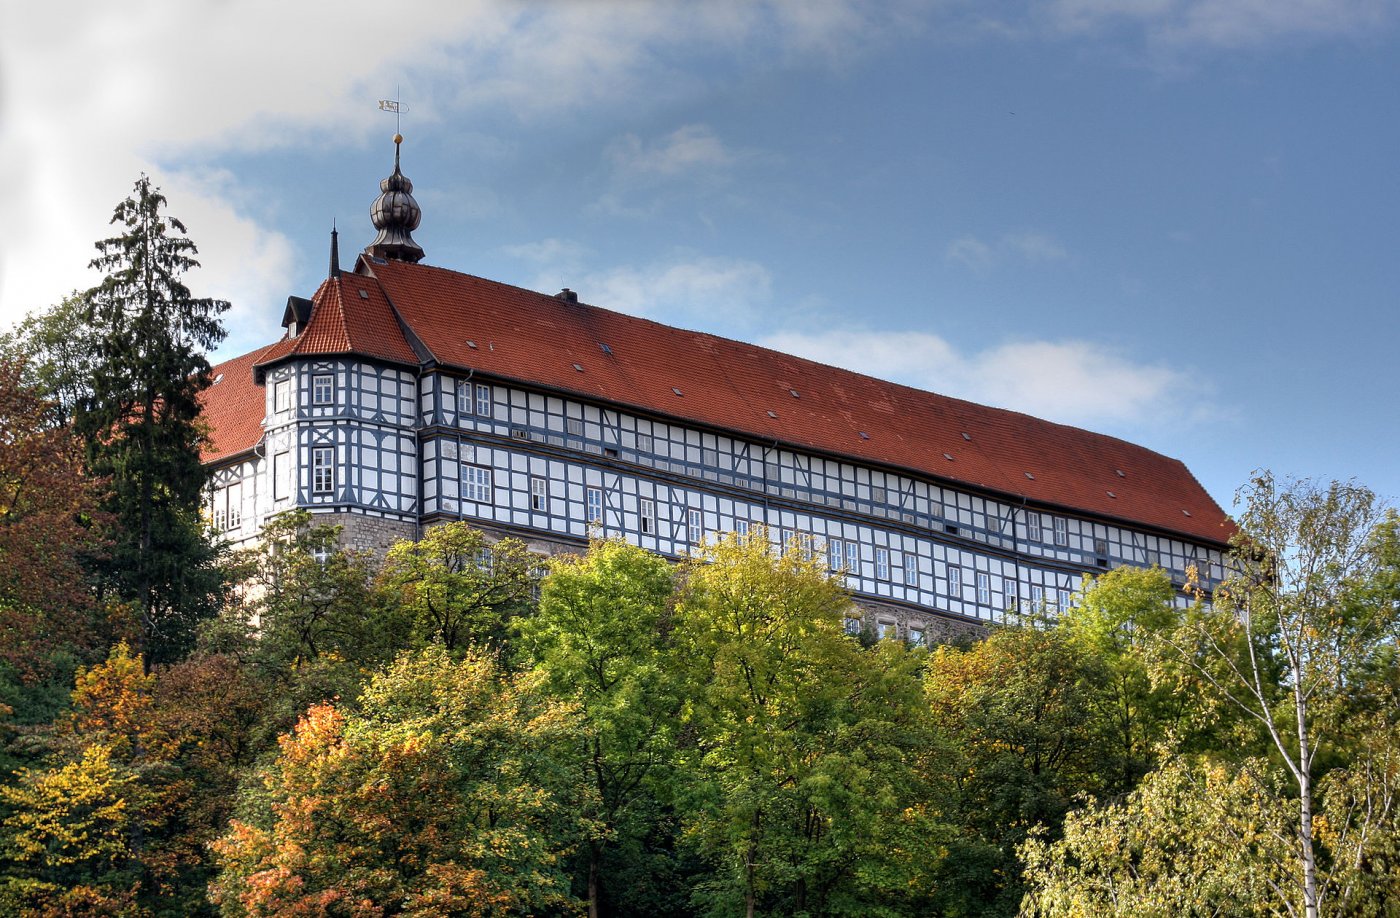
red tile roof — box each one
[366,259,1232,546]
[201,258,1233,546]
[201,341,287,463]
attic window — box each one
[961,432,972,441]
[572,363,584,372]
[767,410,778,418]
[600,343,613,355]
[467,340,478,349]
[1182,509,1193,517]
[858,431,870,440]
[358,289,369,299]
[1107,490,1117,498]
[943,452,955,461]
[789,389,800,398]
[1024,472,1035,480]
[212,373,224,385]
[1116,469,1126,477]
[672,387,683,397]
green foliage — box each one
[923,621,1115,914]
[1020,756,1297,917]
[76,176,228,667]
[211,645,582,916]
[383,521,536,654]
[675,529,948,917]
[0,293,101,429]
[517,538,683,913]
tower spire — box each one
[329,220,341,279]
[365,133,425,264]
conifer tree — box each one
[77,175,229,666]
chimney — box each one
[557,288,579,304]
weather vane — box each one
[378,92,409,135]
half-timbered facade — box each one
[202,139,1233,640]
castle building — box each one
[202,138,1232,640]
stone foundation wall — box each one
[850,597,987,646]
[320,512,418,559]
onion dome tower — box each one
[365,133,425,263]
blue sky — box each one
[2,1,1397,510]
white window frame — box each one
[274,378,292,414]
[636,433,653,454]
[273,450,291,501]
[735,519,749,538]
[311,447,334,494]
[1057,588,1072,610]
[456,380,472,415]
[639,498,655,535]
[845,540,859,575]
[687,508,703,545]
[1030,584,1044,611]
[475,383,492,418]
[586,487,603,525]
[226,482,242,530]
[1054,516,1069,547]
[463,465,492,503]
[875,548,889,580]
[828,539,843,572]
[909,626,926,646]
[312,373,334,406]
[903,553,918,587]
[976,572,991,605]
[877,620,897,641]
[798,532,814,561]
[566,417,584,438]
[530,476,548,513]
[948,565,962,597]
[1026,511,1042,543]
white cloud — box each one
[608,125,740,180]
[1044,0,1395,49]
[945,232,1069,271]
[0,0,902,333]
[572,256,773,327]
[762,327,1211,430]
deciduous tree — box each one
[517,538,681,917]
[383,522,536,654]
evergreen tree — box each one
[77,176,229,666]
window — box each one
[456,380,471,415]
[586,487,603,525]
[475,383,491,418]
[273,450,291,501]
[903,553,918,586]
[844,617,862,636]
[1057,588,1072,610]
[312,447,334,494]
[688,508,703,545]
[735,519,749,538]
[312,374,334,405]
[1053,516,1069,547]
[274,378,292,413]
[211,497,226,532]
[875,548,889,580]
[463,466,492,502]
[640,498,655,535]
[909,627,925,646]
[530,477,548,512]
[1030,585,1044,611]
[798,533,814,561]
[1026,511,1042,543]
[948,565,962,597]
[844,541,859,574]
[828,539,843,572]
[566,418,584,438]
[877,621,897,640]
[778,528,791,556]
[976,572,992,605]
[226,482,242,529]
[636,433,653,454]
